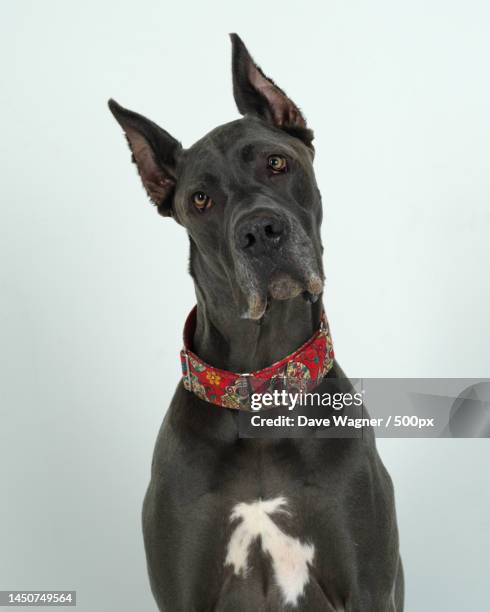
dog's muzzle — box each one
[231,207,323,320]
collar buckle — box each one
[183,350,192,391]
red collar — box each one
[180,307,335,411]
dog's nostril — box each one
[264,224,274,238]
[264,223,281,239]
[244,233,256,249]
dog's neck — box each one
[191,288,323,373]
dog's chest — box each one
[223,495,316,606]
[167,442,355,607]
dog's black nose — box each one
[237,214,286,256]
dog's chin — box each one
[241,273,324,321]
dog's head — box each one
[109,35,324,320]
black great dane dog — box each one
[109,34,403,612]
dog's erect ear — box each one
[108,99,182,217]
[230,34,314,148]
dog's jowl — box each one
[109,34,404,612]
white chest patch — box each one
[224,496,315,607]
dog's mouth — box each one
[243,272,324,320]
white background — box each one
[1,1,489,610]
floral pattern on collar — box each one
[180,307,335,411]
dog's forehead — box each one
[189,118,254,155]
[180,117,299,177]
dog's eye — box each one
[192,191,213,212]
[267,155,288,173]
